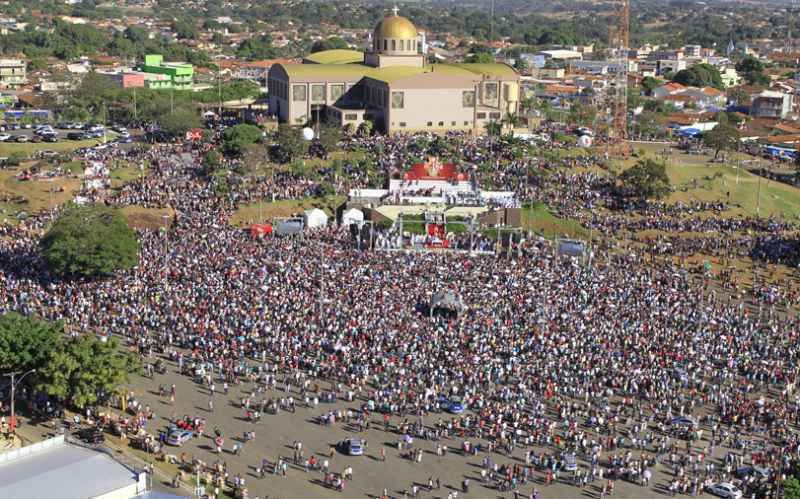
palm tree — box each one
[501,112,521,132]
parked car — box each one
[707,482,743,499]
[0,134,10,142]
[42,135,58,143]
[67,132,88,140]
[735,466,772,481]
[338,438,364,456]
[10,123,20,130]
[669,416,698,429]
[439,395,465,414]
[166,429,194,446]
[76,427,105,444]
[13,135,28,142]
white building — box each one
[0,435,179,499]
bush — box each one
[7,152,27,166]
[40,205,139,278]
[221,123,263,156]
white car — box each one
[707,482,742,499]
[0,134,10,142]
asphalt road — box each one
[73,352,738,499]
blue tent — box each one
[678,128,702,138]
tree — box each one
[728,87,750,106]
[40,205,139,278]
[735,56,769,85]
[221,123,263,156]
[37,336,139,409]
[703,123,740,160]
[316,124,342,157]
[672,64,723,89]
[311,36,348,53]
[236,35,277,60]
[783,477,800,499]
[158,108,201,138]
[201,150,223,177]
[171,19,198,40]
[0,313,62,375]
[468,52,494,64]
[357,121,373,137]
[485,120,502,137]
[618,159,671,200]
[641,76,660,95]
[270,124,307,163]
[568,103,597,127]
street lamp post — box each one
[6,369,36,434]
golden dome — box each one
[374,13,417,40]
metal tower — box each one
[608,0,630,155]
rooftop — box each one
[281,61,517,84]
[0,436,142,499]
[304,49,364,65]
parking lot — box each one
[0,123,131,147]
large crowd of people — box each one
[1,129,799,498]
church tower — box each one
[365,7,425,68]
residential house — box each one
[657,59,687,76]
[751,90,793,119]
[652,82,686,100]
[0,59,26,89]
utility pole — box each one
[756,167,762,216]
[133,85,138,121]
[6,369,36,434]
[218,69,223,119]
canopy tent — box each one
[342,208,364,226]
[249,224,272,238]
[677,127,701,138]
[304,208,328,229]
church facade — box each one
[267,9,520,134]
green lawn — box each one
[666,164,800,219]
[230,195,344,227]
[521,202,589,239]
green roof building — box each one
[140,55,194,90]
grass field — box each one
[121,206,174,230]
[607,143,800,220]
[0,169,80,224]
[522,202,589,240]
[666,164,800,219]
[229,195,344,227]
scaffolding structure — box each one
[607,0,630,156]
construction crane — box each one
[607,0,630,156]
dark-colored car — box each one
[67,132,88,140]
[76,427,105,444]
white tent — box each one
[304,208,328,229]
[342,208,364,226]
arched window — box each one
[391,40,396,51]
